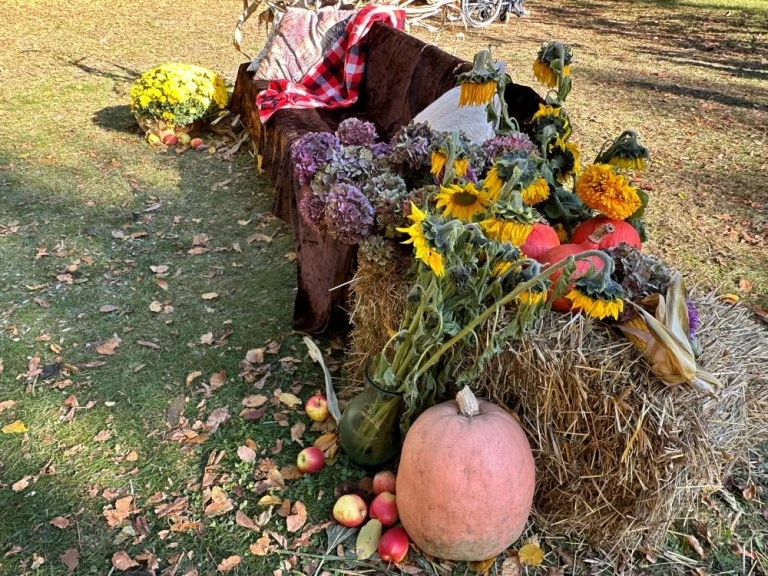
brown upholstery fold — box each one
[230,22,544,333]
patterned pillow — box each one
[250,8,355,82]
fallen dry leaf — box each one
[285,251,296,261]
[202,292,219,300]
[103,496,134,528]
[149,301,163,313]
[200,332,214,345]
[150,265,169,275]
[246,348,264,364]
[685,534,707,559]
[290,422,305,445]
[30,554,45,570]
[34,297,50,308]
[739,278,753,293]
[469,557,495,574]
[186,371,202,386]
[99,304,119,313]
[278,392,302,408]
[501,557,523,576]
[93,429,112,443]
[0,400,15,414]
[12,476,31,492]
[205,407,230,433]
[96,334,121,355]
[237,445,257,463]
[112,550,139,570]
[50,516,70,529]
[236,510,260,531]
[60,548,79,574]
[209,371,227,390]
[4,545,22,558]
[242,394,268,408]
[249,535,272,556]
[137,340,161,349]
[188,246,210,255]
[287,501,307,532]
[154,278,169,291]
[519,542,544,566]
[2,420,28,434]
[217,555,241,572]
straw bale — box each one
[346,265,768,549]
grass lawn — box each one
[1,0,767,574]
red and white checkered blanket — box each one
[255,5,406,123]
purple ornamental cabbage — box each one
[337,118,378,147]
[324,183,374,245]
[291,132,341,186]
[482,133,537,162]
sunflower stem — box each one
[414,249,610,379]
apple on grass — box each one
[162,133,179,146]
[296,446,325,474]
[190,137,205,150]
[372,470,396,495]
[378,526,410,563]
[369,491,398,527]
[333,494,367,528]
[305,394,329,422]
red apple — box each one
[190,137,205,149]
[332,494,367,528]
[369,491,398,527]
[162,133,179,146]
[296,446,325,474]
[372,470,396,495]
[378,526,409,563]
[305,394,329,422]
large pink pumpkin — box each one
[396,388,535,561]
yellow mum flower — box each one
[481,218,533,245]
[575,164,642,220]
[459,81,496,107]
[566,289,624,320]
[520,178,550,205]
[435,183,491,222]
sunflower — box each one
[532,103,561,121]
[430,151,447,175]
[567,275,626,320]
[517,290,547,306]
[482,166,504,201]
[575,164,642,220]
[396,203,445,277]
[608,155,647,171]
[549,142,581,183]
[520,178,550,205]
[533,58,557,88]
[435,182,491,222]
[459,81,496,107]
[532,104,572,148]
[481,218,533,245]
[533,41,574,88]
[453,157,470,178]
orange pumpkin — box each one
[396,388,535,561]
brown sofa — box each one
[231,21,543,333]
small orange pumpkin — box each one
[396,388,535,561]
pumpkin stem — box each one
[587,223,615,243]
[456,387,481,417]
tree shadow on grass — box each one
[92,105,141,134]
[68,57,141,83]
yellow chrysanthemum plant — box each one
[457,49,520,135]
[130,63,229,144]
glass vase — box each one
[338,363,404,468]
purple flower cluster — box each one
[298,191,327,234]
[324,183,374,245]
[482,133,537,162]
[291,132,340,186]
[337,118,378,147]
[389,122,436,170]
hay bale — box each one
[346,266,768,549]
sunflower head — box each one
[575,164,642,220]
[533,41,574,87]
[520,178,551,205]
[548,142,581,183]
[395,203,446,277]
[456,49,503,107]
[435,182,491,222]
[532,104,572,150]
[595,130,649,172]
[481,195,540,245]
[566,275,625,320]
[430,150,447,175]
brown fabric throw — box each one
[230,22,543,333]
